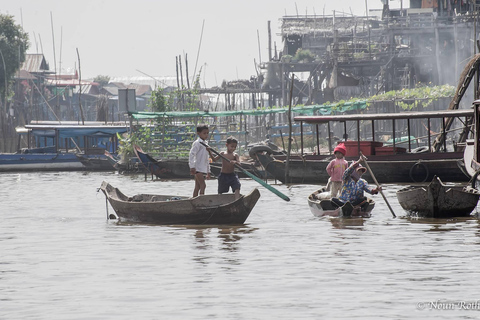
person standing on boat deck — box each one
[189,124,211,197]
[209,136,241,199]
[326,143,348,197]
[331,160,381,208]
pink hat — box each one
[334,143,346,156]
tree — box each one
[0,14,29,107]
[149,87,168,112]
[93,75,110,89]
[0,13,28,152]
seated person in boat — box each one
[331,160,380,209]
[326,143,348,197]
[209,136,241,199]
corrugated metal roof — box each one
[15,70,37,80]
[21,54,51,73]
[126,83,151,96]
[281,15,371,36]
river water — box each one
[1,171,480,319]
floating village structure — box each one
[4,0,480,157]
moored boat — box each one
[0,121,129,172]
[251,109,472,184]
[99,181,261,224]
[134,144,263,179]
[396,176,480,218]
[307,187,375,218]
[133,145,192,179]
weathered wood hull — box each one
[307,187,375,218]
[252,148,468,184]
[134,145,263,179]
[100,181,261,224]
[76,154,116,171]
[396,176,480,218]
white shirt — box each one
[189,138,210,173]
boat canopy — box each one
[129,101,367,120]
[23,125,129,138]
[294,109,473,124]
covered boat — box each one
[0,122,129,172]
[307,187,375,218]
[251,109,472,184]
[396,176,480,218]
[99,181,260,224]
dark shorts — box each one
[218,172,241,194]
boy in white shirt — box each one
[189,124,211,197]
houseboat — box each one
[0,121,129,172]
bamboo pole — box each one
[285,75,295,184]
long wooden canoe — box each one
[99,181,260,224]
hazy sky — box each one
[0,0,405,88]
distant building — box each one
[260,0,479,105]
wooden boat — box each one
[133,145,193,179]
[99,181,261,224]
[396,176,480,218]
[251,109,472,184]
[307,187,375,218]
[75,147,119,171]
[134,144,264,179]
[0,122,129,172]
[0,152,84,171]
[464,100,480,181]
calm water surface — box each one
[1,172,480,319]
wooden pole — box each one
[360,152,396,218]
[268,21,272,61]
[76,48,85,125]
[185,53,190,89]
[285,76,295,184]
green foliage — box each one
[149,87,168,112]
[93,75,110,88]
[293,49,315,62]
[367,84,455,110]
[0,14,29,106]
[117,124,155,160]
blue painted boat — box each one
[0,122,129,172]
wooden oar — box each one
[359,151,396,218]
[200,142,290,202]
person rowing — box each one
[330,159,381,216]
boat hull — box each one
[307,187,375,218]
[0,153,84,172]
[252,148,468,184]
[100,181,261,224]
[396,176,480,218]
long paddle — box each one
[359,151,396,218]
[200,142,290,202]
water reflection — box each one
[189,225,257,266]
[328,217,366,230]
[402,216,479,232]
[217,226,257,251]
